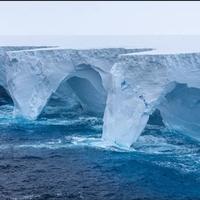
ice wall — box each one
[0,47,48,95]
[6,48,144,119]
[102,52,200,147]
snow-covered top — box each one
[121,48,200,56]
[7,46,60,53]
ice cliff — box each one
[102,51,200,147]
[1,47,200,148]
[0,47,49,101]
[5,48,146,119]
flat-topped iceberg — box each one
[0,46,200,148]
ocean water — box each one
[0,101,200,199]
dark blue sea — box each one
[0,89,200,200]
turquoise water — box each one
[0,101,200,199]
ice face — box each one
[0,47,48,98]
[102,52,200,147]
[102,54,175,147]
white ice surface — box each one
[102,51,200,147]
[1,35,200,148]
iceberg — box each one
[0,46,200,148]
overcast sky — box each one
[0,1,200,35]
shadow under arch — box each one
[147,82,200,128]
[0,85,13,106]
[157,83,200,140]
[39,63,107,119]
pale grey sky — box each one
[0,1,200,35]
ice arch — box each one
[39,77,81,119]
[6,48,143,120]
[40,64,107,118]
[103,52,200,148]
[13,62,108,120]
